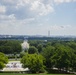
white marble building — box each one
[21,40,29,52]
[1,61,29,72]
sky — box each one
[0,0,76,36]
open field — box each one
[0,73,75,75]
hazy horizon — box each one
[0,0,76,36]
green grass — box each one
[0,73,75,75]
[9,58,21,61]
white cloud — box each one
[0,14,16,20]
[73,0,76,1]
[0,5,6,13]
[16,0,54,16]
[54,0,73,4]
[45,25,76,36]
[0,0,76,35]
[54,0,64,3]
[65,0,72,2]
[8,14,16,20]
[2,0,14,3]
[1,0,17,5]
[16,0,34,8]
[30,0,54,16]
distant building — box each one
[48,30,50,37]
[0,61,29,72]
[21,40,29,52]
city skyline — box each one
[0,0,76,36]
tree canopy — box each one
[28,46,38,54]
[21,54,45,73]
[0,52,8,69]
[0,40,22,54]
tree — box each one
[69,49,76,71]
[37,44,43,53]
[0,40,22,54]
[41,46,55,68]
[67,41,76,54]
[0,52,8,69]
[28,40,38,47]
[20,52,26,58]
[0,46,12,54]
[28,46,38,54]
[21,54,45,73]
[50,45,73,72]
[0,62,5,69]
[6,41,22,54]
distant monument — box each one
[48,30,50,37]
[21,40,29,52]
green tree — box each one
[20,52,26,58]
[21,54,45,73]
[0,62,5,69]
[41,46,55,68]
[0,52,8,69]
[67,41,76,54]
[37,44,43,53]
[0,46,12,54]
[28,46,38,54]
[50,45,73,71]
[0,40,22,54]
[28,40,38,47]
[69,49,76,71]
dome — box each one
[21,40,29,50]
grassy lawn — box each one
[0,73,75,75]
[9,58,21,61]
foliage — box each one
[0,40,76,73]
[37,44,43,53]
[20,52,26,58]
[0,40,22,54]
[0,52,8,69]
[21,54,45,73]
[28,40,76,73]
[41,46,55,68]
[0,62,5,69]
[28,46,38,54]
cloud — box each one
[0,5,6,13]
[54,0,75,4]
[0,0,75,19]
[1,0,18,5]
[0,0,76,35]
[30,1,54,15]
[50,25,65,30]
[73,0,76,1]
[0,17,36,35]
[0,14,16,21]
[16,0,54,16]
[46,25,75,36]
[54,0,64,4]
